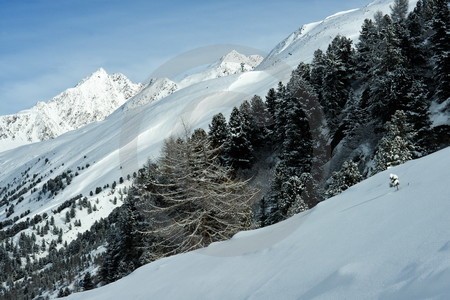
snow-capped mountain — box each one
[178,50,263,88]
[122,77,178,111]
[66,147,450,299]
[0,68,144,152]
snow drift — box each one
[66,146,450,299]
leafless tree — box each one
[140,128,257,260]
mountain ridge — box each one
[0,68,144,152]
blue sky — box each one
[0,0,371,115]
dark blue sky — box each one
[0,0,372,115]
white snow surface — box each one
[258,0,418,69]
[66,147,450,299]
[178,50,264,89]
[0,68,144,152]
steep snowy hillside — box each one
[0,68,143,152]
[66,147,450,299]
[122,77,178,111]
[258,0,418,69]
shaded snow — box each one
[66,147,450,299]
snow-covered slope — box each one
[66,147,450,299]
[122,77,178,111]
[258,0,418,69]
[178,50,263,88]
[0,68,143,152]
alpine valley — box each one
[0,0,449,299]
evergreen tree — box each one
[265,87,277,121]
[310,49,326,102]
[281,94,312,175]
[249,95,271,147]
[273,82,289,143]
[322,35,355,129]
[390,0,409,23]
[374,110,415,172]
[82,272,94,291]
[224,107,254,169]
[429,0,450,105]
[369,14,412,122]
[356,18,378,82]
[326,161,363,197]
[100,174,150,284]
[239,100,256,146]
[208,113,228,149]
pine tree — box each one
[374,110,415,172]
[369,14,412,122]
[249,95,271,147]
[224,107,254,169]
[390,0,409,23]
[262,163,311,226]
[281,94,312,175]
[326,161,363,197]
[310,49,326,102]
[322,35,354,129]
[429,0,450,105]
[356,18,378,82]
[82,272,94,291]
[273,82,288,143]
[100,173,150,284]
[239,100,256,146]
[265,87,277,120]
[208,113,228,149]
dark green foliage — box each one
[374,110,415,172]
[249,95,272,147]
[208,113,229,150]
[82,272,94,291]
[224,107,254,169]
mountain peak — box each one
[0,69,143,152]
[177,50,264,88]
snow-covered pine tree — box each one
[100,196,145,283]
[281,173,310,218]
[265,88,277,120]
[208,113,229,149]
[239,100,256,147]
[389,173,400,190]
[273,82,289,143]
[374,110,415,172]
[429,0,450,106]
[356,18,378,82]
[281,94,312,175]
[249,95,271,147]
[310,49,326,103]
[326,161,363,197]
[322,35,354,129]
[368,14,414,122]
[390,0,409,23]
[224,107,254,169]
